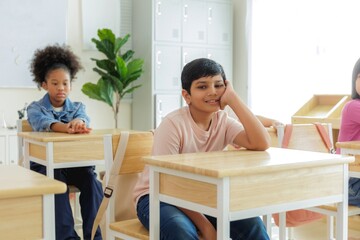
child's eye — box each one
[215,83,225,88]
[197,85,207,89]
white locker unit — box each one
[0,129,18,165]
[132,0,233,130]
[0,135,6,165]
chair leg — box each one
[73,191,82,229]
[279,212,287,240]
[262,214,273,237]
[287,227,295,240]
[326,215,335,240]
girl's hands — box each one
[67,119,92,134]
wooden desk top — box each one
[143,147,354,178]
[336,141,360,150]
[17,129,146,142]
[0,165,66,199]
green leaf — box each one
[93,59,116,73]
[98,78,113,107]
[114,34,130,54]
[92,38,115,59]
[115,56,127,79]
[97,28,115,44]
[122,50,134,62]
[121,85,142,98]
[81,82,104,101]
[93,68,121,91]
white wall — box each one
[232,0,249,104]
[0,0,131,129]
[0,1,245,129]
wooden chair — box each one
[267,123,334,239]
[16,119,82,230]
[102,131,153,240]
[268,123,360,239]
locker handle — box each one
[183,52,188,67]
[156,51,162,65]
[157,1,162,15]
[158,100,163,113]
[183,4,188,20]
[208,7,212,22]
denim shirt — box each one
[27,93,90,132]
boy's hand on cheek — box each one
[220,80,235,110]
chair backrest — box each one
[101,131,153,239]
[267,127,279,148]
[17,119,33,166]
[272,123,333,228]
[17,119,33,132]
[111,131,154,175]
[277,123,333,153]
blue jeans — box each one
[349,177,360,207]
[136,195,270,240]
[31,163,103,240]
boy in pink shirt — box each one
[133,58,271,239]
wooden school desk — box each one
[144,147,354,240]
[17,130,116,178]
[0,165,66,240]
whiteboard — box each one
[0,0,67,88]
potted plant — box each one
[82,28,144,128]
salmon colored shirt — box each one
[132,106,244,208]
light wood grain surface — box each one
[143,147,354,178]
[0,165,66,198]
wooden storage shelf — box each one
[292,94,350,129]
[292,94,350,145]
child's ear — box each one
[41,81,48,90]
[182,89,191,105]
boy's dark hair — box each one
[30,44,83,89]
[181,58,226,94]
[352,57,360,99]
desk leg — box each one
[217,177,230,240]
[336,164,349,240]
[43,194,56,240]
[149,167,160,240]
[24,139,30,169]
[279,212,287,240]
[46,142,54,178]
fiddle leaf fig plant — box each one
[82,28,144,128]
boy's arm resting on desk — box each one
[221,81,271,150]
[256,115,283,129]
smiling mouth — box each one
[205,99,219,103]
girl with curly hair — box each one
[27,44,103,240]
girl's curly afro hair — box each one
[30,44,83,89]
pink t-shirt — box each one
[337,99,360,153]
[132,106,244,207]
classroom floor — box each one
[271,219,360,240]
[71,193,360,240]
[72,216,360,240]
